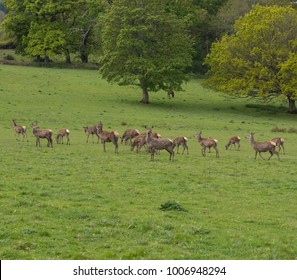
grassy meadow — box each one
[0,64,296,260]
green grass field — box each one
[0,64,296,260]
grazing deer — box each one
[97,121,119,153]
[246,132,279,160]
[32,122,53,147]
[194,131,219,158]
[121,128,140,144]
[56,129,70,145]
[145,128,174,161]
[173,137,189,155]
[271,137,285,154]
[83,125,99,143]
[12,119,28,142]
[225,136,240,150]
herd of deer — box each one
[12,119,285,161]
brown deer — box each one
[271,137,285,154]
[225,136,240,150]
[56,129,70,145]
[12,119,28,142]
[173,137,189,155]
[97,121,119,153]
[145,128,174,161]
[194,131,219,157]
[32,122,53,148]
[121,128,140,144]
[131,132,161,153]
[246,132,279,160]
[83,125,100,143]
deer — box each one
[121,128,140,144]
[96,121,119,153]
[83,125,100,143]
[12,119,28,142]
[173,137,189,155]
[271,137,285,154]
[194,131,219,158]
[145,128,174,161]
[31,122,53,148]
[131,132,161,153]
[246,132,279,160]
[225,136,241,150]
[56,129,70,145]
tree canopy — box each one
[204,4,297,113]
[2,0,103,63]
[99,0,194,103]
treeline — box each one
[0,0,294,73]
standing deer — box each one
[271,137,285,154]
[97,121,119,153]
[32,122,53,147]
[131,132,161,153]
[173,137,189,155]
[12,119,28,142]
[121,128,140,144]
[83,125,100,143]
[145,128,174,161]
[56,129,70,145]
[194,131,219,158]
[225,136,240,150]
[246,132,279,160]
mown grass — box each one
[0,64,296,260]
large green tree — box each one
[99,0,194,103]
[2,0,102,63]
[204,4,297,113]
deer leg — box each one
[170,150,174,161]
[259,152,266,160]
[201,146,206,156]
[150,149,155,161]
[267,151,273,160]
[215,147,219,158]
[182,144,185,155]
[166,148,174,161]
[114,141,118,153]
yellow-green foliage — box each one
[204,5,297,112]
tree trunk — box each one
[80,53,88,63]
[65,50,71,64]
[140,88,149,104]
[288,97,297,114]
[44,55,50,64]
